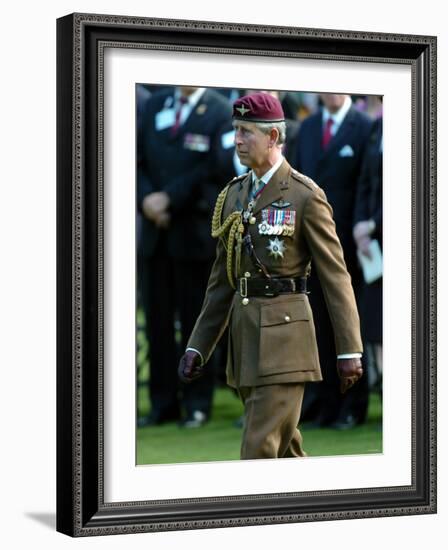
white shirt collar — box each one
[175,87,206,108]
[252,155,284,185]
[170,88,206,127]
[322,96,352,132]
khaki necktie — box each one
[253,177,263,198]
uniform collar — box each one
[251,155,284,186]
[252,158,290,215]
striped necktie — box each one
[251,177,262,201]
[171,96,188,136]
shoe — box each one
[137,409,180,427]
[137,415,150,428]
[179,410,208,428]
[329,414,359,430]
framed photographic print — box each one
[56,13,436,536]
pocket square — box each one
[339,144,354,157]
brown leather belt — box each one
[238,276,308,298]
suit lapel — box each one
[253,160,290,215]
[235,171,252,211]
[302,111,324,170]
[178,89,209,137]
[308,115,325,169]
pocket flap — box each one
[260,298,309,327]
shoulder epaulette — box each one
[228,173,248,186]
[290,169,319,191]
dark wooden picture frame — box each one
[56,13,437,537]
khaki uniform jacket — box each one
[187,159,363,388]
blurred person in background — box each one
[353,115,383,396]
[136,84,152,420]
[280,91,320,121]
[292,93,372,429]
[353,94,383,120]
[277,91,301,164]
[137,85,236,428]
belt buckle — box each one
[265,279,280,297]
[239,277,248,298]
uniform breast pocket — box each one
[258,297,318,376]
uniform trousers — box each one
[238,383,307,459]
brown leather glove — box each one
[337,357,363,394]
[178,350,204,384]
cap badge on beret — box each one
[236,105,251,116]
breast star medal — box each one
[267,237,286,259]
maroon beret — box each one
[233,92,285,123]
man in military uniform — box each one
[178,92,363,459]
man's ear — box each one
[269,127,280,147]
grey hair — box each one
[255,121,287,146]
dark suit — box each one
[354,117,383,344]
[137,88,235,422]
[293,104,372,426]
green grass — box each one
[136,386,382,465]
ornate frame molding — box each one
[57,12,437,536]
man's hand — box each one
[337,358,363,394]
[353,220,375,258]
[178,350,204,384]
[142,192,171,222]
[153,211,171,229]
[353,220,375,242]
[357,235,372,259]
